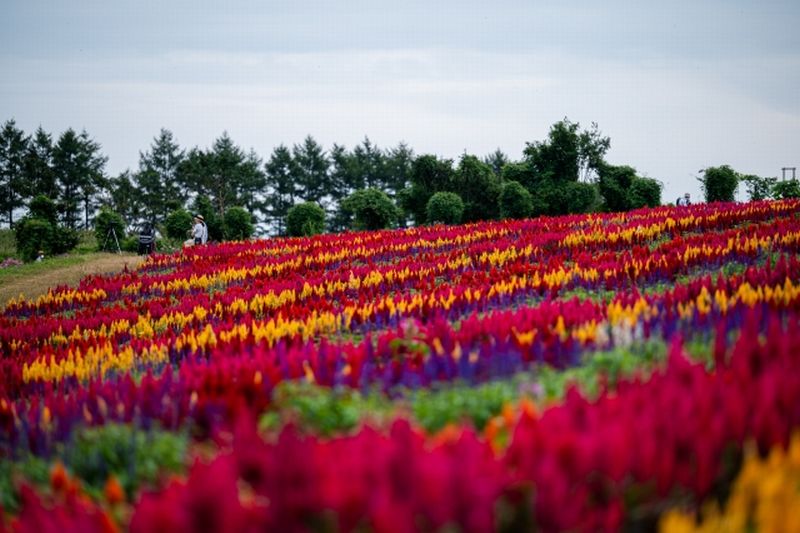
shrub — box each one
[164,208,193,240]
[741,174,777,201]
[699,165,739,203]
[14,218,54,262]
[94,208,126,252]
[499,180,533,219]
[28,195,58,226]
[223,207,254,241]
[773,179,800,200]
[120,235,140,253]
[341,188,399,230]
[628,177,662,208]
[286,202,326,237]
[52,226,79,255]
[426,191,464,225]
[456,155,501,222]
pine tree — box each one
[135,129,186,225]
[292,136,330,205]
[264,144,297,235]
[52,129,108,229]
[23,126,58,201]
[0,119,30,227]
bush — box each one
[741,174,777,201]
[341,188,399,230]
[164,208,193,240]
[52,226,79,255]
[773,179,800,200]
[628,177,662,208]
[223,206,254,241]
[120,235,140,253]
[286,202,326,237]
[94,208,126,252]
[14,218,54,262]
[426,191,464,225]
[499,180,533,219]
[28,195,58,226]
[699,165,739,203]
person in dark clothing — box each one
[138,223,156,255]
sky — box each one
[1,0,799,203]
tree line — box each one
[0,117,677,240]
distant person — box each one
[676,196,683,206]
[35,250,45,262]
[683,193,691,205]
[138,223,156,255]
[191,214,208,245]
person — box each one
[138,223,156,255]
[683,193,691,206]
[191,214,208,245]
[676,196,683,206]
[35,250,45,262]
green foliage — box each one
[120,234,140,253]
[499,180,534,219]
[28,195,58,226]
[0,119,29,227]
[52,128,108,230]
[426,191,464,225]
[402,155,456,225]
[14,217,54,261]
[699,165,739,203]
[628,177,662,208]
[0,228,15,259]
[164,208,193,240]
[773,178,800,199]
[456,154,501,222]
[536,180,598,216]
[291,135,330,204]
[598,165,661,211]
[340,188,398,230]
[264,144,297,235]
[135,129,186,226]
[740,174,777,201]
[0,455,49,512]
[64,424,188,500]
[94,207,125,252]
[52,225,79,255]
[286,202,326,237]
[523,119,609,183]
[179,133,266,222]
[223,206,254,241]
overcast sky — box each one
[2,0,798,202]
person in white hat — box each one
[186,214,208,246]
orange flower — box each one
[50,461,68,493]
[104,475,125,505]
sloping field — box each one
[2,201,800,531]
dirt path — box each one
[0,253,145,307]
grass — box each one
[0,229,15,259]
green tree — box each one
[264,144,297,235]
[0,119,29,227]
[523,119,609,183]
[353,137,388,190]
[773,179,800,199]
[52,129,108,230]
[499,180,533,219]
[23,126,58,201]
[223,206,254,241]
[340,188,398,231]
[483,148,509,177]
[292,136,330,205]
[385,142,415,197]
[426,191,464,225]
[28,195,58,226]
[164,208,193,240]
[94,207,125,252]
[180,133,266,221]
[402,155,456,225]
[286,202,326,237]
[105,171,143,231]
[455,154,501,222]
[741,174,777,201]
[699,166,739,203]
[628,177,662,208]
[135,129,186,225]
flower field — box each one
[3,200,800,532]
